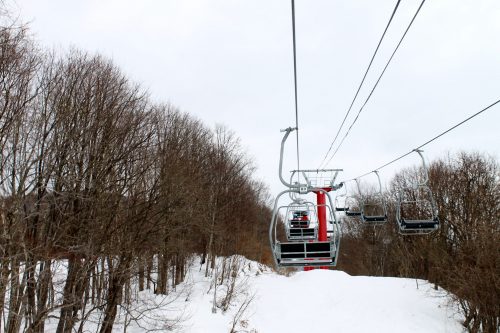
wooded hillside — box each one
[337,152,499,333]
[0,20,273,333]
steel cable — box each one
[346,98,500,181]
[318,0,402,169]
[323,0,426,168]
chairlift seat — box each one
[276,241,336,267]
[400,217,439,230]
[345,211,362,217]
[327,230,334,239]
[363,215,387,223]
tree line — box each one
[0,17,273,333]
[337,152,499,333]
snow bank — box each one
[176,257,463,333]
[21,256,463,332]
[250,269,463,333]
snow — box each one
[250,270,462,333]
[162,257,463,333]
[14,256,464,332]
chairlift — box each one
[357,172,388,224]
[396,149,439,235]
[335,181,362,216]
[270,190,341,267]
[345,195,362,217]
[290,210,310,228]
[269,127,342,268]
[285,201,318,241]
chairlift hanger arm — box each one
[278,127,303,189]
[414,149,429,186]
[337,181,347,196]
[373,170,383,195]
[355,178,362,197]
[280,127,345,193]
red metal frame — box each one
[304,187,332,271]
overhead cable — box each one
[323,0,426,168]
[318,0,402,169]
[291,0,301,177]
[347,98,500,182]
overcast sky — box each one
[12,0,500,196]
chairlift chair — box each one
[270,190,341,268]
[339,181,363,216]
[285,201,318,241]
[344,196,362,217]
[397,190,439,234]
[334,182,348,212]
[269,127,342,268]
[290,210,310,228]
[396,150,439,235]
[335,197,347,212]
[357,173,388,224]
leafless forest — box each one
[0,18,273,333]
[1,11,499,333]
[338,153,500,333]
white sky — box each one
[13,0,500,196]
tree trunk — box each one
[28,259,52,333]
[56,257,88,333]
[98,256,131,333]
[138,258,144,292]
[6,258,26,333]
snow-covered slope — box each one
[249,270,462,333]
[163,257,463,333]
[40,256,463,332]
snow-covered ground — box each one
[32,256,464,332]
[177,258,464,333]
